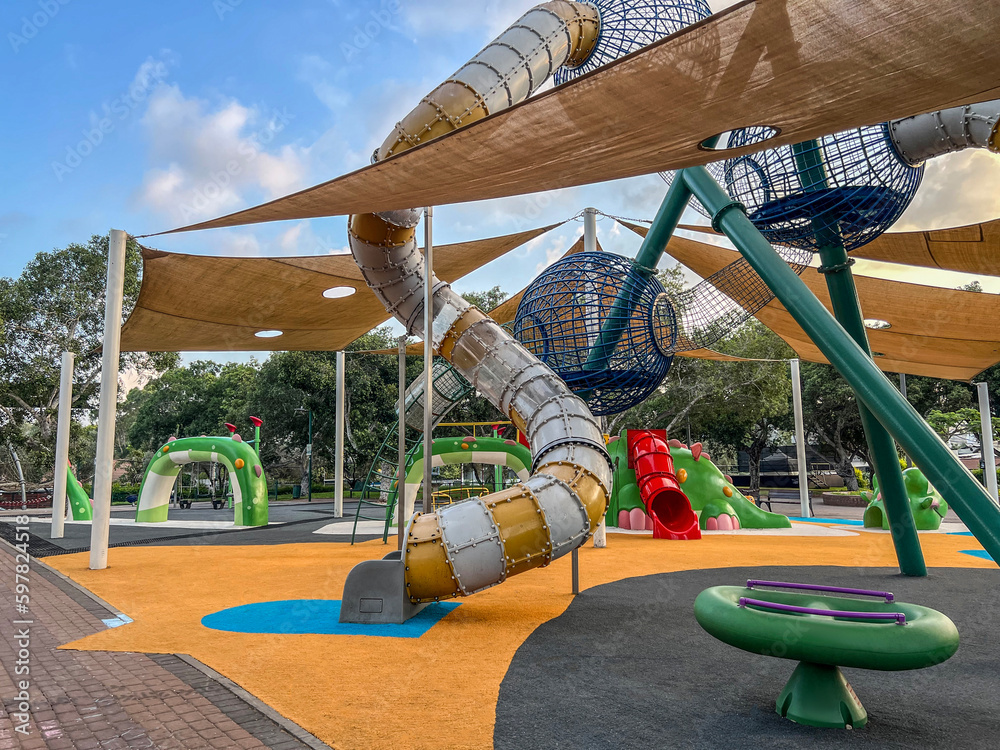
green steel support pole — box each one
[682,165,1000,568]
[815,242,925,575]
[790,141,925,575]
[584,160,702,371]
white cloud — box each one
[137,84,307,224]
[895,150,1000,231]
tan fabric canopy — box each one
[849,218,1000,275]
[120,225,557,352]
[155,0,1000,235]
[659,218,1000,277]
[663,237,1000,380]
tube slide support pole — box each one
[423,207,434,513]
[90,229,127,570]
[398,336,407,550]
[814,238,924,575]
[790,359,811,518]
[683,167,1000,569]
[335,351,345,518]
[977,382,998,505]
[571,548,580,595]
[52,351,75,538]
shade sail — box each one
[849,218,1000,276]
[120,224,558,352]
[660,218,1000,277]
[663,237,1000,380]
[155,0,1000,235]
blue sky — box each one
[4,0,1000,357]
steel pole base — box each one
[338,552,428,624]
[776,662,868,730]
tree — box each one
[0,235,177,482]
[927,408,1000,447]
[462,285,508,311]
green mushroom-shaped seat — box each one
[694,582,959,729]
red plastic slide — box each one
[627,430,701,540]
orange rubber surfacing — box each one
[49,532,991,750]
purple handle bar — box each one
[738,597,906,625]
[746,579,894,603]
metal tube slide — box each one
[344,1,611,611]
[889,100,1000,165]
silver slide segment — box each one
[342,2,612,615]
[889,99,1000,165]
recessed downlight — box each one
[864,319,892,330]
[323,286,357,299]
[255,330,283,338]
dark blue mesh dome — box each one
[513,252,676,416]
[554,0,712,85]
[660,125,924,252]
[723,125,924,252]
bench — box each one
[756,489,812,515]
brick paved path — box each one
[0,541,322,749]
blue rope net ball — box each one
[513,252,676,416]
[722,124,924,252]
[554,0,712,84]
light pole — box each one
[295,407,313,502]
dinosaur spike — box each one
[691,442,703,461]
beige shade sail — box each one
[120,224,558,353]
[651,218,1000,277]
[153,0,1000,236]
[663,236,1000,380]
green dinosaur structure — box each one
[607,431,791,531]
[862,466,948,530]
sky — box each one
[3,0,1000,366]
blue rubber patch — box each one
[960,550,994,562]
[949,531,974,536]
[201,600,460,638]
[788,517,865,526]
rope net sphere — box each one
[513,252,676,415]
[554,0,712,84]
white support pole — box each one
[790,359,811,518]
[423,207,434,513]
[89,229,127,570]
[51,351,75,539]
[584,210,607,548]
[976,381,999,505]
[583,207,598,253]
[398,335,407,550]
[335,350,346,518]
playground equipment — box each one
[607,433,790,533]
[329,0,1000,620]
[695,580,960,729]
[135,433,268,526]
[66,463,93,521]
[864,467,949,531]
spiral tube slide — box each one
[888,99,1000,165]
[626,430,700,540]
[340,1,621,622]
